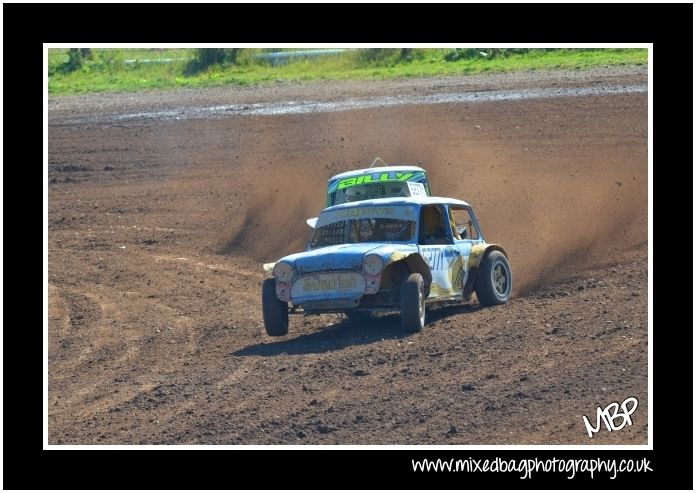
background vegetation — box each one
[48,48,647,95]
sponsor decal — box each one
[336,171,421,190]
[335,207,395,219]
[291,272,366,300]
[303,275,358,292]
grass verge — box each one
[48,48,647,95]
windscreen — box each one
[311,204,419,249]
[310,218,417,249]
[333,182,410,205]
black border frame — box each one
[4,2,692,490]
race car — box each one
[306,157,432,228]
[262,196,512,336]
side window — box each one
[419,205,453,245]
[449,206,479,240]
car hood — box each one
[280,243,419,274]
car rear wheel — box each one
[475,250,512,306]
[401,273,425,332]
[262,278,289,336]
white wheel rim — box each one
[492,260,509,296]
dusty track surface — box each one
[48,69,648,444]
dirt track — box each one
[48,69,648,444]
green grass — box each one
[48,48,647,95]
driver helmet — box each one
[345,186,365,202]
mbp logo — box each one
[582,397,638,438]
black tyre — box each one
[475,250,512,306]
[262,278,289,336]
[401,273,425,332]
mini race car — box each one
[306,157,432,228]
[262,196,512,336]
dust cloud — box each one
[209,95,647,294]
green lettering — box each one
[338,178,357,189]
[396,172,415,181]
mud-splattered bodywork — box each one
[266,197,509,314]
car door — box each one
[448,204,485,296]
[418,204,459,299]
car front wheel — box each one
[401,273,425,332]
[475,250,512,306]
[262,278,289,336]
